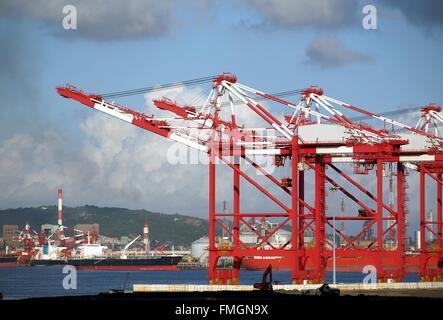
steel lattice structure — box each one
[57,73,443,284]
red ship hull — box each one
[0,262,18,268]
[0,255,19,267]
[242,253,427,273]
[242,257,291,271]
[75,265,178,271]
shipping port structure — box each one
[57,73,443,284]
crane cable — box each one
[98,75,433,132]
[100,75,217,98]
[100,76,305,101]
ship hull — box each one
[67,256,182,271]
[0,256,19,267]
[2,256,182,270]
[30,259,67,266]
[74,265,178,271]
[242,254,427,273]
[242,257,291,272]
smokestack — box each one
[143,222,150,253]
[427,210,434,241]
[416,230,421,250]
[58,189,64,241]
[58,189,63,226]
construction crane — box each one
[57,73,443,284]
[121,235,141,259]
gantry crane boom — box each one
[57,84,210,152]
[58,74,443,163]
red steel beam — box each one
[420,163,426,280]
[396,163,406,280]
[328,163,397,217]
[243,155,315,214]
[208,134,217,283]
[438,173,443,253]
[292,136,300,283]
[215,152,290,213]
[239,217,278,249]
[377,159,384,280]
[215,219,248,249]
[313,158,326,282]
[254,218,290,249]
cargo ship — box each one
[29,241,183,270]
[4,240,184,270]
[68,237,182,270]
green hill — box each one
[0,206,208,247]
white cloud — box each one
[247,0,359,29]
[0,0,175,40]
[305,36,374,68]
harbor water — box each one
[0,267,420,300]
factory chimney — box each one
[58,189,64,240]
[143,222,150,253]
[427,210,434,242]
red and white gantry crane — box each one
[57,73,443,284]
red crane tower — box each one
[57,73,443,284]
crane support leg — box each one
[396,162,406,281]
[312,158,326,283]
[208,141,218,284]
[232,155,241,284]
[291,136,300,283]
[377,159,385,282]
[438,173,443,279]
[419,163,428,281]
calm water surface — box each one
[0,267,419,300]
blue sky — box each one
[0,0,442,229]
